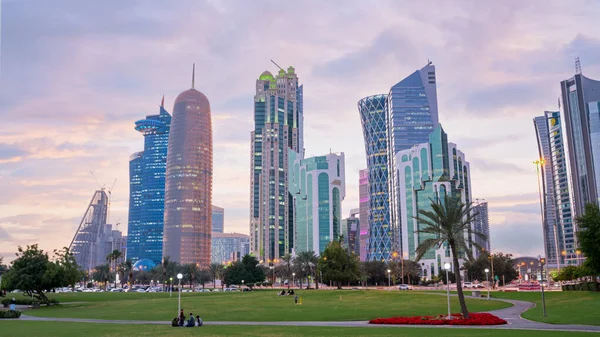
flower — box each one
[369,313,507,326]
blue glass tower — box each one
[127,98,171,265]
[358,94,393,261]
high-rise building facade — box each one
[70,190,109,272]
[163,66,213,268]
[211,232,250,264]
[127,100,171,265]
[472,201,491,252]
[289,151,346,255]
[212,205,224,233]
[341,208,360,256]
[560,72,600,216]
[250,67,303,262]
[394,125,472,279]
[388,63,440,262]
[534,111,574,267]
[358,94,393,261]
[358,169,369,261]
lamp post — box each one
[270,266,275,287]
[485,268,490,300]
[170,277,173,297]
[242,280,244,289]
[388,269,392,287]
[539,257,547,317]
[444,262,451,319]
[177,273,183,315]
[292,273,295,289]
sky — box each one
[1,0,600,262]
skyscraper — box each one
[250,66,303,262]
[341,208,360,257]
[472,201,491,252]
[127,99,171,265]
[534,111,574,267]
[211,232,250,264]
[358,94,392,261]
[288,151,346,255]
[212,205,224,233]
[358,169,369,261]
[387,63,439,261]
[394,125,472,279]
[70,190,108,272]
[163,65,213,267]
[560,71,600,215]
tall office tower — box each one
[70,190,109,272]
[387,63,440,261]
[534,111,574,267]
[212,205,224,233]
[560,70,600,215]
[211,232,250,264]
[250,66,303,262]
[394,125,472,280]
[358,169,369,261]
[126,98,171,265]
[288,151,346,255]
[358,94,393,261]
[341,208,360,256]
[163,65,213,267]
[472,201,491,252]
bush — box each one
[0,310,22,319]
[1,298,59,306]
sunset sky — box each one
[2,0,600,261]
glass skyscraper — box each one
[358,94,393,261]
[394,125,472,279]
[126,100,171,265]
[250,67,303,262]
[211,232,250,264]
[288,151,345,255]
[212,205,224,233]
[358,169,369,261]
[341,208,360,257]
[472,201,491,252]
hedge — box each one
[0,310,22,318]
[561,282,599,291]
[1,298,59,306]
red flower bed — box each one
[369,313,507,326]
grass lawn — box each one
[489,291,600,326]
[0,321,594,337]
[21,290,510,321]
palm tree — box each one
[294,251,318,289]
[183,263,199,288]
[105,250,122,282]
[209,263,223,288]
[281,253,293,289]
[414,194,484,318]
[92,264,111,287]
[118,260,133,285]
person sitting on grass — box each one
[196,315,203,327]
[171,317,179,327]
[178,309,185,326]
[185,313,196,327]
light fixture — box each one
[177,273,183,280]
[444,262,451,271]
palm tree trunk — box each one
[451,244,469,318]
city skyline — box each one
[3,1,600,261]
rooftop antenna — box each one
[575,57,582,75]
[427,59,432,65]
[192,63,196,89]
[270,59,284,71]
[160,95,164,108]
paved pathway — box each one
[17,295,600,332]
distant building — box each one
[472,201,491,252]
[163,65,213,268]
[289,151,346,255]
[126,97,171,265]
[394,125,472,280]
[212,206,224,233]
[358,169,369,261]
[211,232,250,264]
[341,208,360,256]
[70,190,127,272]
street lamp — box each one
[242,280,244,289]
[177,273,183,315]
[539,257,547,317]
[387,269,391,287]
[170,277,173,297]
[484,268,490,300]
[292,273,295,289]
[444,263,451,319]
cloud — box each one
[469,158,528,174]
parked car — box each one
[223,288,238,292]
[398,284,412,290]
[463,282,474,288]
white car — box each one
[463,282,474,288]
[398,284,412,290]
[136,288,146,293]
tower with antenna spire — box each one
[126,96,172,265]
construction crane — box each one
[270,59,283,71]
[90,171,117,224]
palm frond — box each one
[414,238,443,261]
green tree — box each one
[414,195,484,318]
[463,252,518,285]
[117,260,133,285]
[182,263,199,288]
[294,251,318,289]
[318,241,359,289]
[92,264,111,286]
[223,255,265,286]
[198,269,211,288]
[280,253,294,289]
[53,247,82,289]
[362,261,387,285]
[209,263,224,288]
[3,245,64,304]
[105,250,122,281]
[576,203,600,275]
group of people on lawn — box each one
[278,289,295,296]
[172,309,203,327]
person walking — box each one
[178,309,185,326]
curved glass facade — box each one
[358,94,392,261]
[163,85,213,268]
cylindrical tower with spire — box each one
[163,64,213,268]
